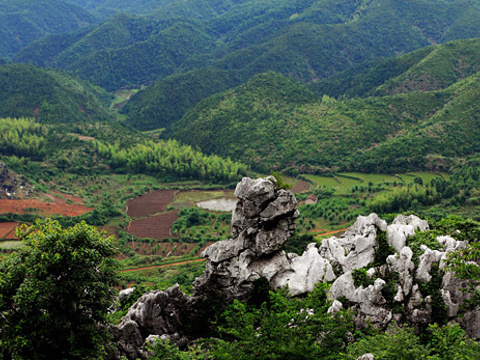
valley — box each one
[2,0,480,359]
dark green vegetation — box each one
[0,0,96,58]
[0,64,113,123]
[170,39,480,174]
[0,220,117,360]
[9,0,480,129]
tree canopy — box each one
[0,219,117,360]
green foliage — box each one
[0,117,47,160]
[172,207,213,232]
[0,219,117,360]
[343,323,480,360]
[342,324,431,359]
[95,139,248,182]
[207,283,353,359]
[373,227,395,266]
[270,171,292,190]
[0,0,96,58]
[352,268,375,288]
[0,64,113,123]
[283,233,316,255]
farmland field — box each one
[0,193,93,216]
[0,222,18,239]
[126,190,176,218]
[127,210,179,240]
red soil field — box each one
[292,180,311,193]
[126,190,176,218]
[0,193,93,217]
[127,210,179,240]
[0,222,18,239]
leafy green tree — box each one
[0,219,117,360]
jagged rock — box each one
[386,247,414,300]
[118,287,136,302]
[110,285,189,360]
[319,213,387,272]
[416,247,444,283]
[274,243,336,296]
[387,214,429,252]
[327,300,343,314]
[195,177,299,300]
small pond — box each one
[196,198,237,212]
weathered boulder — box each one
[356,354,375,360]
[274,243,336,295]
[387,214,429,252]
[109,285,189,360]
[319,213,387,272]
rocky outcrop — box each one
[193,176,299,300]
[0,162,32,199]
[387,215,429,252]
[112,177,480,359]
[319,213,387,272]
[109,285,189,360]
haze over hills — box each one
[0,0,97,58]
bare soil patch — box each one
[126,190,176,218]
[0,222,18,239]
[127,210,179,240]
[0,192,93,217]
[292,180,311,193]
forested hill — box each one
[0,0,97,58]
[0,64,113,124]
[170,39,480,174]
[64,0,248,20]
[310,38,480,99]
[119,0,480,130]
[13,1,480,103]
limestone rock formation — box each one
[194,176,299,300]
[319,213,387,272]
[112,177,480,359]
[110,285,189,360]
[387,215,429,252]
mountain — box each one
[0,0,97,58]
[15,15,216,91]
[122,0,480,130]
[170,39,480,174]
[0,64,113,123]
[310,38,480,98]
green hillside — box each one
[0,0,96,58]
[170,38,480,174]
[14,14,156,69]
[122,0,480,130]
[310,38,480,98]
[0,64,113,123]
